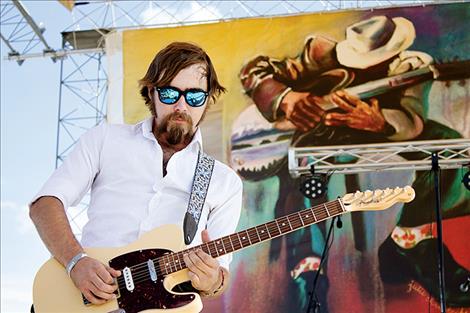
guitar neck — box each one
[346,67,433,101]
[158,199,345,275]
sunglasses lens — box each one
[186,91,207,107]
[158,87,180,104]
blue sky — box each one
[1,3,72,312]
[0,3,230,311]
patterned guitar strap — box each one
[183,150,215,245]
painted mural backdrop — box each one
[122,3,470,312]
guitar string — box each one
[116,202,344,286]
[119,209,346,287]
[115,202,344,288]
[115,202,344,286]
[115,189,405,289]
[116,201,343,281]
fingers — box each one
[71,257,119,305]
[184,249,220,291]
[324,112,349,126]
[105,265,122,278]
[290,110,317,131]
[201,229,211,243]
[89,275,117,301]
[330,91,355,112]
[370,98,380,112]
[82,290,107,305]
[184,249,217,275]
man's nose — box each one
[173,96,188,112]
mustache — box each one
[169,112,192,122]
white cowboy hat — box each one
[336,16,416,69]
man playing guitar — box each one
[30,42,242,307]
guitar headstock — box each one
[341,186,415,212]
[431,60,470,81]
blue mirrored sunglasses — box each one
[155,86,208,107]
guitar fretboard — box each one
[156,199,345,275]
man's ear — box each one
[148,86,155,104]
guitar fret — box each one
[170,254,176,273]
[232,233,241,250]
[222,237,232,253]
[211,240,219,257]
[248,228,259,244]
[257,224,270,241]
[215,239,225,255]
[311,208,318,222]
[254,227,262,242]
[164,254,171,274]
[228,235,235,252]
[279,216,291,233]
[177,252,183,271]
[297,212,305,226]
[286,216,293,230]
[158,200,346,271]
[274,220,282,235]
[244,230,252,245]
[287,213,301,230]
[324,203,330,217]
[236,232,244,248]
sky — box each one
[0,2,229,312]
[0,1,428,312]
[1,2,74,312]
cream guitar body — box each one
[33,224,203,313]
[33,186,415,313]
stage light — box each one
[463,169,470,191]
[299,166,328,199]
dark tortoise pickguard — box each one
[108,248,195,313]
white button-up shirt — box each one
[33,117,242,270]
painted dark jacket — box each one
[239,35,426,143]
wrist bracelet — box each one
[66,252,88,277]
[201,268,225,297]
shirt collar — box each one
[140,116,203,152]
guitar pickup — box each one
[147,259,158,282]
[123,267,135,292]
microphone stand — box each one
[305,215,340,313]
[432,152,446,313]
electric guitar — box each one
[33,186,415,313]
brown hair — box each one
[139,42,226,116]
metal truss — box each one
[60,0,439,32]
[55,37,107,238]
[0,0,55,65]
[288,139,470,177]
[0,0,453,236]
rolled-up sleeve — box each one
[30,123,107,210]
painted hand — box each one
[280,91,325,132]
[325,90,386,133]
[183,230,222,293]
[70,256,121,305]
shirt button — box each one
[153,185,159,192]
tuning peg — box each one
[372,189,384,202]
[354,191,363,199]
[342,193,354,202]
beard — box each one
[156,112,194,145]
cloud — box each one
[139,1,222,26]
[1,277,33,313]
[1,200,35,235]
